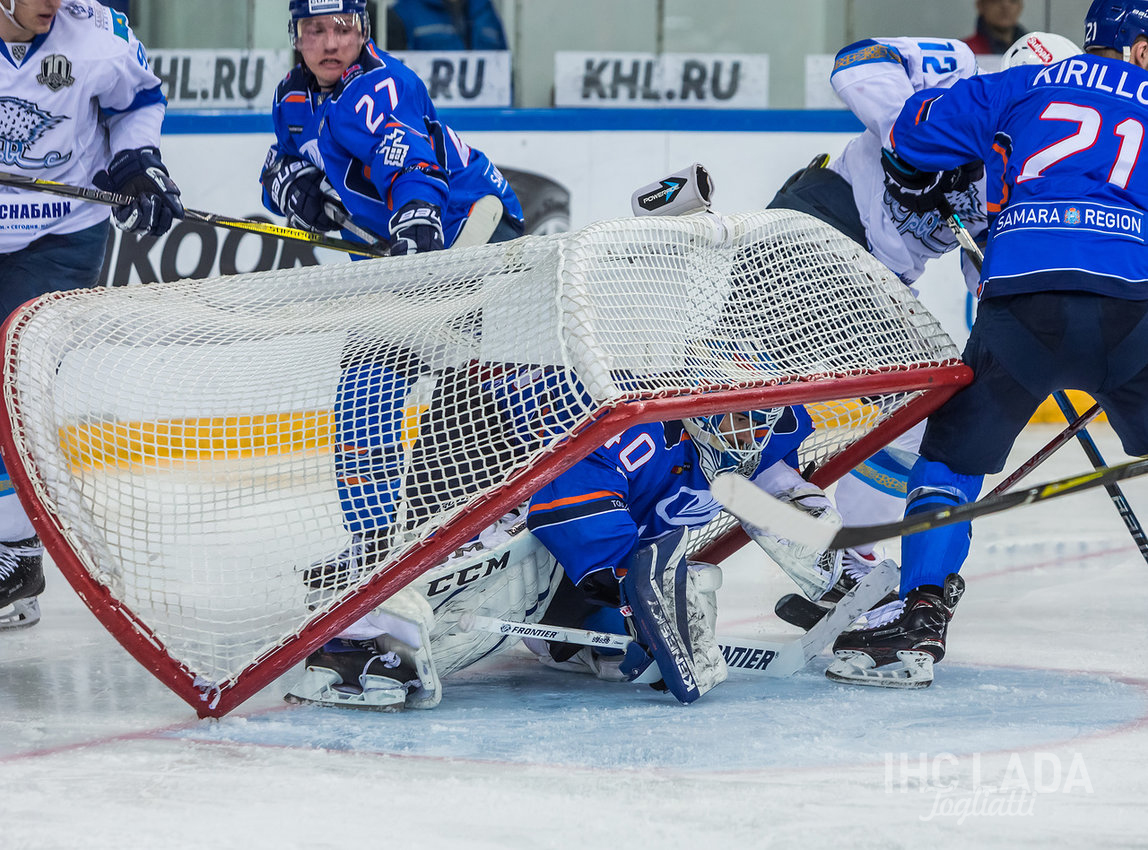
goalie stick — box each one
[712,455,1148,552]
[459,558,897,678]
[0,170,389,258]
[940,198,1148,564]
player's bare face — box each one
[3,0,61,39]
[297,14,366,89]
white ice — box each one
[3,425,1147,850]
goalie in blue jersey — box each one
[828,0,1148,688]
[525,407,845,703]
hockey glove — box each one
[261,154,348,233]
[880,149,983,214]
[93,146,184,237]
[389,200,444,256]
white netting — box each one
[2,210,959,691]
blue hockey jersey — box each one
[526,408,812,586]
[263,41,521,247]
[890,55,1148,300]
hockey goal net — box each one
[0,209,969,716]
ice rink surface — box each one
[3,424,1148,850]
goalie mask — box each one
[289,0,370,47]
[682,408,785,481]
[1003,32,1083,68]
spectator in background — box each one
[963,0,1026,55]
[385,0,508,51]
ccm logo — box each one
[426,551,511,597]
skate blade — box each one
[0,597,41,630]
[283,668,407,711]
[824,649,934,689]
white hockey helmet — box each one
[1003,32,1084,68]
[682,408,785,481]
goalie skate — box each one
[284,639,410,711]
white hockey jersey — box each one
[829,37,987,289]
[0,1,165,253]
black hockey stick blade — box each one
[774,593,830,630]
[712,456,1148,551]
[0,170,388,258]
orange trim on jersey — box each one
[989,140,1011,212]
[528,490,624,514]
[284,93,308,103]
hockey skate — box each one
[284,638,413,711]
[825,573,964,688]
[0,536,45,631]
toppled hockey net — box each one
[0,210,968,716]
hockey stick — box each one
[1051,392,1148,561]
[458,558,898,678]
[939,199,1148,561]
[0,170,389,258]
[987,402,1101,496]
[712,455,1148,552]
[451,195,505,248]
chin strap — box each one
[1,1,28,35]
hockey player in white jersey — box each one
[0,0,182,629]
[767,34,1079,617]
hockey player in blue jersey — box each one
[259,0,523,254]
[525,407,845,703]
[260,0,525,600]
[0,0,182,630]
[828,0,1148,688]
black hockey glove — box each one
[93,146,184,237]
[880,148,983,214]
[389,199,444,256]
[261,154,348,233]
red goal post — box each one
[0,210,969,717]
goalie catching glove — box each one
[93,146,184,237]
[880,148,983,214]
[261,153,348,233]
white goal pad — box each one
[0,210,967,716]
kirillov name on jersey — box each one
[1036,58,1148,103]
[995,202,1144,240]
[0,200,71,221]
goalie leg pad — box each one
[618,528,728,704]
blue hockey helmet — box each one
[682,408,785,481]
[289,0,370,46]
[1084,0,1148,53]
